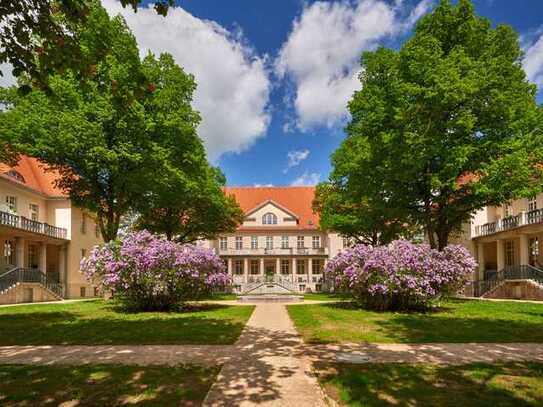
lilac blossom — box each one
[81,231,229,311]
[326,240,477,311]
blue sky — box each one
[62,1,543,185]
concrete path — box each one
[203,303,327,407]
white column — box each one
[244,258,249,283]
[496,240,505,272]
[260,258,264,275]
[519,234,530,265]
[15,237,24,268]
[477,242,485,280]
[227,258,232,275]
[39,242,47,273]
[276,257,281,275]
[292,258,297,278]
[308,258,313,281]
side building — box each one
[204,186,346,294]
[460,193,543,299]
[0,156,102,304]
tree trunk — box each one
[98,210,121,242]
[437,228,449,251]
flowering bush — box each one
[81,231,230,311]
[326,240,476,311]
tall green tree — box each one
[0,5,171,242]
[134,54,244,242]
[0,0,173,91]
[324,0,542,250]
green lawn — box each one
[0,364,218,406]
[288,298,543,343]
[303,292,352,302]
[0,299,254,345]
[317,362,543,407]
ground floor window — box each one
[250,260,260,275]
[2,240,14,265]
[296,259,306,274]
[299,284,305,292]
[28,244,39,269]
[234,260,244,275]
[505,241,515,267]
[80,287,86,297]
[281,259,290,274]
[312,259,322,274]
[529,237,539,266]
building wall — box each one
[0,180,48,222]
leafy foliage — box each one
[82,231,230,311]
[326,240,476,311]
[0,0,174,90]
[323,0,542,249]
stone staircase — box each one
[0,267,63,304]
[237,275,297,295]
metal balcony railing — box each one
[465,265,543,297]
[0,210,67,239]
[474,208,543,238]
[0,267,63,297]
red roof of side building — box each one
[223,186,319,230]
[0,156,66,198]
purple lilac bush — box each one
[81,231,230,311]
[326,240,477,311]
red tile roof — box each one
[224,186,319,230]
[0,156,66,197]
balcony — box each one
[0,210,68,240]
[474,208,543,238]
[217,246,328,256]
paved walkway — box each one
[203,303,327,406]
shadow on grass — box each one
[0,302,253,345]
[104,301,231,314]
[0,364,219,406]
[316,361,543,407]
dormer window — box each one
[4,170,25,183]
[262,212,277,225]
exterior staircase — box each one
[468,265,543,300]
[0,267,63,303]
[238,275,297,295]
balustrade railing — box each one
[0,210,67,239]
[474,208,543,237]
[0,267,63,297]
[466,264,543,297]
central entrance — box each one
[264,261,275,282]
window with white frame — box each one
[5,196,17,213]
[234,260,244,275]
[251,236,258,249]
[250,260,260,275]
[296,259,306,274]
[235,236,243,250]
[342,237,351,248]
[297,236,305,248]
[3,240,14,265]
[262,212,277,225]
[266,236,273,249]
[281,236,289,249]
[219,237,227,250]
[529,237,539,266]
[528,196,537,212]
[80,213,87,234]
[28,203,39,221]
[312,236,321,249]
[281,259,290,274]
[312,259,323,274]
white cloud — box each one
[103,1,271,160]
[0,63,15,87]
[284,149,310,173]
[290,171,320,186]
[523,31,543,88]
[254,183,274,187]
[276,0,433,130]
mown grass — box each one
[0,364,218,406]
[317,361,543,407]
[288,298,543,343]
[0,299,254,345]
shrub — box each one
[326,240,476,311]
[81,231,230,311]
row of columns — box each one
[477,234,531,279]
[226,257,324,277]
[11,236,66,283]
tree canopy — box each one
[0,0,174,90]
[0,3,242,243]
[319,0,542,250]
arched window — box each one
[262,212,277,225]
[4,170,25,183]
